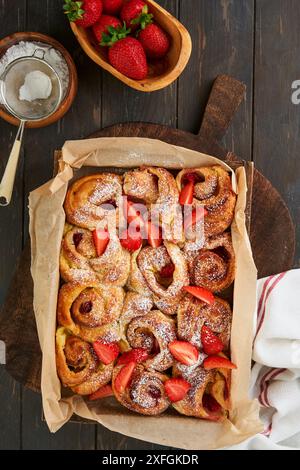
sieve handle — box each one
[0,120,26,206]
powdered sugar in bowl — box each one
[0,32,78,128]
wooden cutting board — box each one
[0,75,295,393]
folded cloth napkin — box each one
[230,269,300,450]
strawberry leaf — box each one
[100,22,131,47]
[63,0,85,22]
[131,5,153,30]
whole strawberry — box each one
[108,38,147,80]
[101,24,148,80]
[120,0,151,29]
[64,0,103,28]
[93,15,122,43]
[102,0,123,15]
[139,23,170,58]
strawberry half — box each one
[124,199,145,227]
[63,0,103,28]
[147,221,162,248]
[164,378,191,403]
[184,286,215,305]
[201,325,224,355]
[179,181,194,205]
[117,348,148,365]
[93,341,120,365]
[114,361,136,394]
[120,228,142,252]
[102,0,123,15]
[92,15,122,43]
[92,228,109,256]
[88,384,114,400]
[168,340,199,366]
[203,355,237,370]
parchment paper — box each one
[29,137,263,449]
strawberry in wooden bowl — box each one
[64,0,192,92]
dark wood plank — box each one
[100,0,178,129]
[254,0,300,266]
[22,0,103,243]
[97,0,179,449]
[20,0,97,450]
[0,0,27,451]
[22,389,95,450]
[178,0,254,160]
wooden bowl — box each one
[71,0,192,92]
[0,32,78,128]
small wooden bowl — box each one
[71,0,192,92]
[0,32,78,128]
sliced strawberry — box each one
[203,355,237,370]
[147,222,162,248]
[168,340,199,366]
[92,228,109,256]
[164,378,191,402]
[202,394,222,412]
[184,286,215,305]
[117,348,148,365]
[93,341,120,365]
[114,361,136,394]
[120,229,142,252]
[124,199,145,227]
[185,206,208,229]
[88,384,114,401]
[201,325,224,355]
[179,181,194,205]
[159,263,175,278]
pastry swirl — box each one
[57,281,124,342]
[112,363,169,415]
[126,310,176,371]
[56,327,113,394]
[185,232,235,292]
[64,173,123,230]
[137,242,189,315]
[60,224,130,287]
[119,292,154,349]
[172,362,227,421]
[176,166,236,237]
[177,295,232,350]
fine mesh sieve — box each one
[0,49,62,206]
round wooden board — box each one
[0,75,295,394]
[91,122,295,279]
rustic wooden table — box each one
[0,0,299,450]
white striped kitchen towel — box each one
[230,269,300,450]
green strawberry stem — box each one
[131,5,153,30]
[100,22,131,47]
[63,0,85,22]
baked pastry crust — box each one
[112,363,170,415]
[184,232,236,293]
[56,165,237,419]
[57,281,124,342]
[176,166,236,237]
[56,327,113,394]
[64,173,123,230]
[177,294,232,350]
[60,224,131,287]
